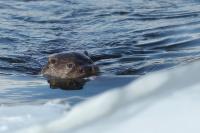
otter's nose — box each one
[79,66,92,73]
[79,65,99,75]
[92,65,99,74]
[85,65,99,74]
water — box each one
[0,0,200,133]
[0,0,200,132]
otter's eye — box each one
[50,58,57,64]
[66,63,74,69]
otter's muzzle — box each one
[41,65,49,75]
[80,65,99,76]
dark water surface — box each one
[0,0,200,104]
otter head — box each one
[41,52,99,79]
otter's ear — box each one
[84,51,89,56]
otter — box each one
[41,52,99,79]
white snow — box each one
[1,61,200,133]
[0,100,70,133]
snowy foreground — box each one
[2,61,200,133]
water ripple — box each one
[0,0,200,76]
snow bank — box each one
[0,100,69,133]
[0,61,199,133]
[15,61,200,133]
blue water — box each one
[0,0,200,105]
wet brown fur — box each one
[41,52,99,79]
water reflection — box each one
[47,77,87,90]
[0,73,136,105]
